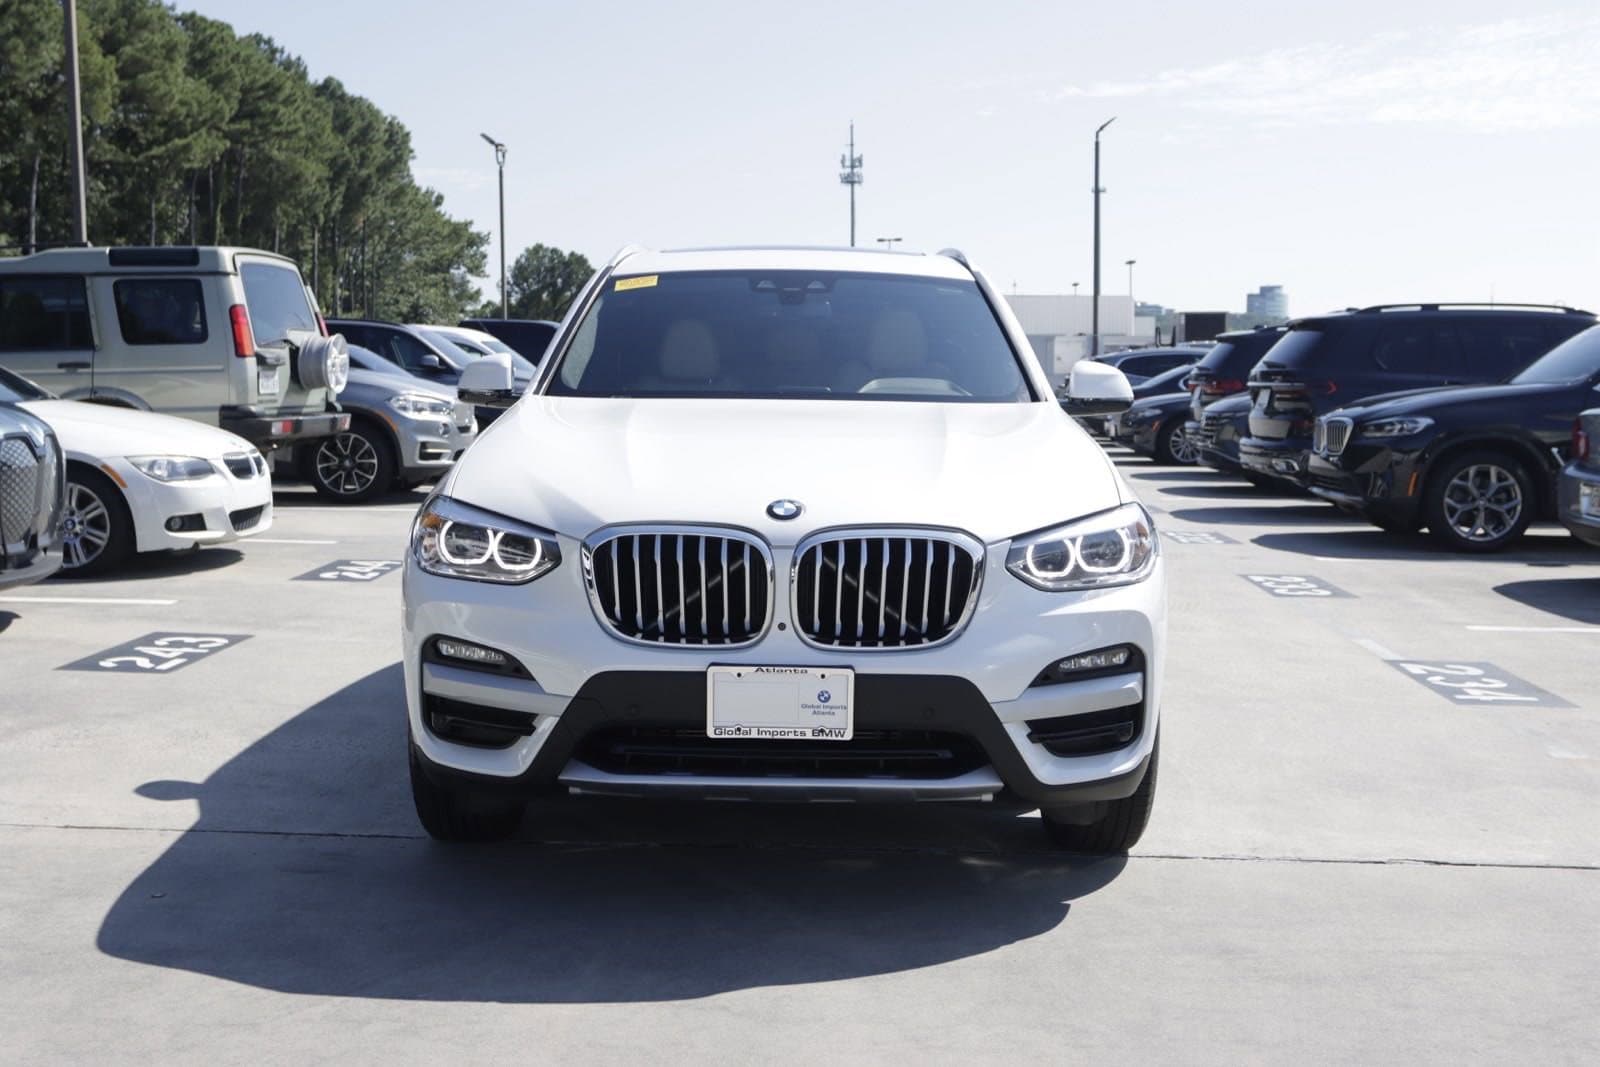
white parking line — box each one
[1466,625,1600,634]
[248,538,338,545]
[1352,637,1403,659]
[0,596,177,606]
[273,505,419,514]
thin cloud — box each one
[1045,15,1600,131]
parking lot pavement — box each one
[2,468,1596,1061]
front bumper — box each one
[394,412,477,478]
[220,408,351,451]
[403,535,1165,808]
[1305,444,1428,527]
[107,459,275,553]
[1239,435,1311,483]
[1558,462,1600,548]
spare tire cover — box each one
[295,333,350,394]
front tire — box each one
[307,421,396,503]
[408,741,524,842]
[58,466,135,576]
[1155,421,1199,465]
[1040,734,1158,854]
[1423,451,1534,553]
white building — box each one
[1005,294,1151,383]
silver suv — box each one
[0,246,349,451]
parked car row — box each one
[0,245,557,585]
[1084,303,1600,553]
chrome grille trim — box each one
[1317,416,1353,457]
[790,527,984,651]
[582,525,774,648]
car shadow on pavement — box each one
[1493,577,1600,624]
[48,547,245,583]
[1169,505,1364,527]
[270,486,430,509]
[0,610,17,634]
[97,664,1126,1003]
[1253,528,1594,563]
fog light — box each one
[1032,644,1138,687]
[164,513,205,533]
[435,638,508,667]
[1056,646,1132,674]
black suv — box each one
[1240,305,1595,486]
[1308,324,1600,551]
[1181,326,1285,447]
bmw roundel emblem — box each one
[766,499,803,521]
[817,690,832,703]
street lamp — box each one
[1125,259,1136,304]
[1091,117,1115,357]
[480,132,508,319]
[875,237,902,250]
[1072,281,1080,295]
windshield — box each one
[548,270,1032,402]
[1510,324,1600,385]
[442,330,537,377]
[347,345,411,377]
[416,328,479,365]
[0,364,51,402]
[1138,364,1192,392]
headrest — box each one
[866,310,927,372]
[659,319,719,380]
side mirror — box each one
[1062,360,1134,416]
[419,353,443,370]
[457,352,519,408]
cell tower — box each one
[839,122,863,247]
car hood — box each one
[1128,392,1192,415]
[18,399,257,458]
[346,368,456,399]
[1334,381,1565,420]
[446,397,1125,546]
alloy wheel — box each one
[314,432,380,497]
[61,481,113,570]
[1168,428,1200,465]
[1441,463,1523,544]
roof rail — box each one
[1357,302,1590,315]
[936,247,970,269]
[605,244,649,270]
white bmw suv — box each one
[403,246,1165,852]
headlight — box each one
[412,495,561,584]
[389,393,455,418]
[128,455,215,482]
[1005,503,1158,591]
[1357,416,1433,439]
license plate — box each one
[706,665,853,740]
[1582,482,1600,519]
[258,369,279,395]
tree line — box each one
[0,0,498,322]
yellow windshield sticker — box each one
[614,275,658,292]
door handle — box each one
[57,360,91,371]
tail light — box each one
[1576,420,1591,461]
[229,304,256,358]
[1204,378,1244,395]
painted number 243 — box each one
[98,635,231,672]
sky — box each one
[187,0,1600,319]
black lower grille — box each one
[425,693,539,749]
[229,505,266,531]
[576,726,988,780]
[1026,704,1143,757]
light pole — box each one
[1091,117,1115,357]
[1072,282,1080,295]
[1125,258,1136,304]
[875,236,902,250]
[480,133,507,318]
[63,0,89,245]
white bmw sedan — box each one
[2,367,273,574]
[403,246,1163,852]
